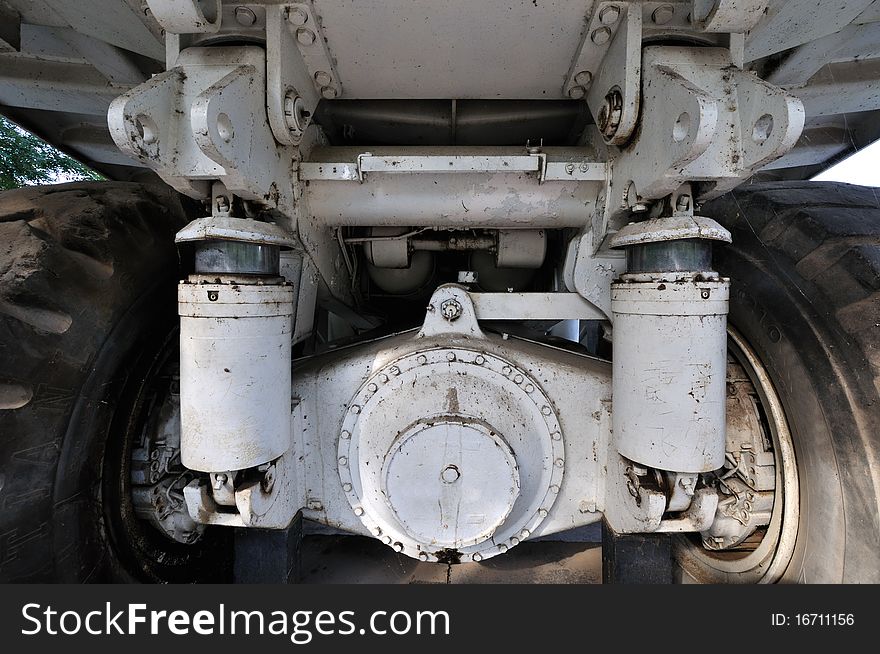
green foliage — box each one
[0,115,103,190]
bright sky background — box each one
[811,139,880,186]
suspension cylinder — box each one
[610,217,731,473]
[176,221,296,474]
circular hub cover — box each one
[382,419,520,549]
[337,346,564,562]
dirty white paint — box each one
[611,275,729,472]
[178,278,294,472]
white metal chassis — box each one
[106,1,805,560]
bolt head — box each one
[418,551,429,561]
[234,6,257,26]
[287,7,308,25]
[574,70,593,86]
[591,26,612,45]
[567,85,586,100]
[652,5,675,25]
[440,465,461,484]
[296,27,316,45]
[314,70,332,87]
[354,507,364,516]
[440,298,464,321]
[599,5,621,24]
[320,85,339,99]
[472,553,483,562]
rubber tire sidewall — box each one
[715,242,880,583]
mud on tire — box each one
[0,182,229,582]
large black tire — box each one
[680,181,880,583]
[0,182,230,582]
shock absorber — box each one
[610,215,731,474]
[176,217,296,501]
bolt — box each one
[234,6,257,26]
[341,430,350,439]
[283,92,309,135]
[261,466,275,493]
[207,290,219,302]
[215,195,230,213]
[626,479,639,499]
[597,88,623,140]
[521,529,531,539]
[350,404,361,414]
[474,355,485,365]
[599,5,620,24]
[554,458,565,468]
[550,484,560,494]
[441,298,463,322]
[675,194,692,213]
[441,465,461,484]
[320,85,339,99]
[338,456,348,466]
[551,431,561,441]
[367,383,378,392]
[296,27,316,45]
[498,544,507,552]
[354,506,364,516]
[591,26,612,45]
[567,85,586,100]
[393,542,404,553]
[390,366,401,376]
[525,384,534,393]
[383,536,392,545]
[314,70,332,87]
[541,405,552,416]
[575,70,593,86]
[379,373,389,383]
[213,473,227,490]
[342,482,352,492]
[511,537,520,545]
[565,162,575,174]
[287,6,308,25]
[652,4,675,24]
[514,374,524,384]
[418,551,429,561]
[472,553,483,562]
[701,289,711,299]
[446,351,456,362]
[538,508,548,518]
[417,355,427,365]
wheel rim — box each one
[674,326,799,583]
[102,326,229,582]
